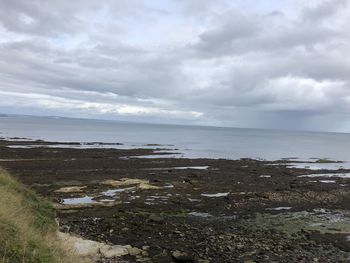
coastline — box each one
[1,138,350,262]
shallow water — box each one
[284,162,350,170]
[188,212,212,218]
[148,166,209,170]
[62,196,97,205]
[266,207,292,211]
[2,115,350,161]
[101,187,136,197]
[201,192,230,197]
[299,173,350,178]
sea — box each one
[1,115,350,162]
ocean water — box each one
[1,115,350,161]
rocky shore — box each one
[0,138,350,262]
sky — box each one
[0,0,349,132]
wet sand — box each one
[1,138,350,262]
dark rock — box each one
[149,214,165,223]
[172,250,194,262]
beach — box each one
[1,137,350,262]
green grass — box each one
[0,168,82,263]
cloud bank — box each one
[0,0,349,131]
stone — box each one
[172,250,194,262]
[57,231,132,260]
[102,178,161,190]
[54,186,87,193]
[138,182,161,190]
[149,214,164,223]
[152,252,172,263]
[142,251,149,257]
[100,245,130,258]
[127,247,143,256]
[73,239,102,257]
[57,231,102,257]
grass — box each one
[0,168,82,263]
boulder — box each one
[172,250,194,262]
[100,245,130,258]
[127,247,143,256]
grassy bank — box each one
[0,168,80,263]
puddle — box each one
[59,179,174,206]
[173,166,209,170]
[188,198,201,202]
[285,162,350,170]
[266,207,292,211]
[61,186,136,205]
[319,180,336,183]
[101,187,136,197]
[188,212,212,218]
[201,192,229,197]
[99,199,115,202]
[148,196,169,199]
[299,173,350,179]
[131,153,182,159]
[62,196,97,205]
[148,166,209,171]
[144,202,158,205]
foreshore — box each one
[1,138,350,262]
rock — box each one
[102,178,146,187]
[57,231,132,259]
[74,239,102,257]
[127,247,143,256]
[172,250,194,262]
[57,231,102,258]
[142,251,149,257]
[152,252,173,263]
[54,186,87,193]
[138,182,161,190]
[149,214,164,223]
[137,258,152,262]
[102,178,160,190]
[100,245,130,258]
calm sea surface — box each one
[1,116,350,161]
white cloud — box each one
[0,90,203,119]
[0,0,349,131]
[259,76,348,111]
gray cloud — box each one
[0,0,349,132]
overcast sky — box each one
[0,0,349,132]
